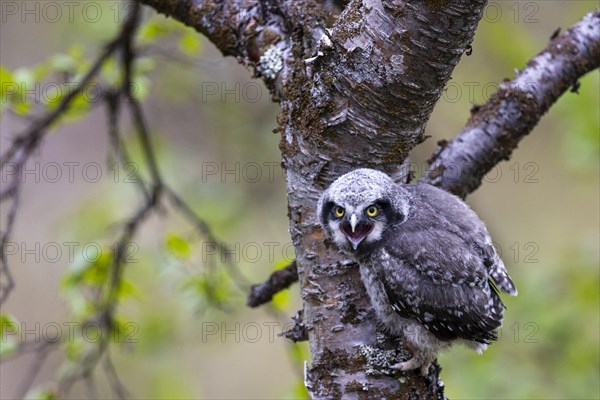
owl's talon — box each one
[390,358,430,377]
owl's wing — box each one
[406,184,518,296]
[381,201,506,343]
[376,261,504,343]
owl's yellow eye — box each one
[366,205,378,217]
[334,207,345,218]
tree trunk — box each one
[277,2,485,397]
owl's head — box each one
[317,168,410,251]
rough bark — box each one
[137,1,599,398]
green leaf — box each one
[50,53,77,72]
[0,313,19,358]
[165,233,191,259]
[62,246,112,294]
[62,290,94,319]
[0,65,13,84]
[63,339,83,361]
[68,44,84,61]
[178,30,202,57]
[7,67,34,116]
[138,18,175,44]
[116,279,141,300]
[23,387,57,400]
[271,289,289,310]
[292,380,311,399]
[272,257,294,271]
[135,76,151,100]
[67,247,104,279]
[32,62,51,82]
[101,58,120,85]
[13,101,31,116]
[289,342,310,363]
[0,313,19,336]
[0,66,15,105]
[180,269,233,310]
[13,67,35,87]
[135,57,156,74]
[63,91,93,122]
[43,84,64,107]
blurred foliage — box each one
[0,313,19,357]
[554,73,600,176]
[24,388,58,400]
[1,2,598,400]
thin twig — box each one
[14,343,53,399]
[105,89,150,198]
[84,374,99,400]
[0,150,25,304]
[104,352,129,399]
[247,260,298,307]
[0,0,141,307]
[0,39,123,171]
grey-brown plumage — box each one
[317,169,517,375]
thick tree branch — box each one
[137,0,332,97]
[137,0,287,58]
[423,10,600,197]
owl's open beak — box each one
[340,213,373,250]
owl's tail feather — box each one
[491,260,518,296]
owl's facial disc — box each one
[340,213,373,250]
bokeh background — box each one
[1,1,598,399]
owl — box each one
[317,168,518,376]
